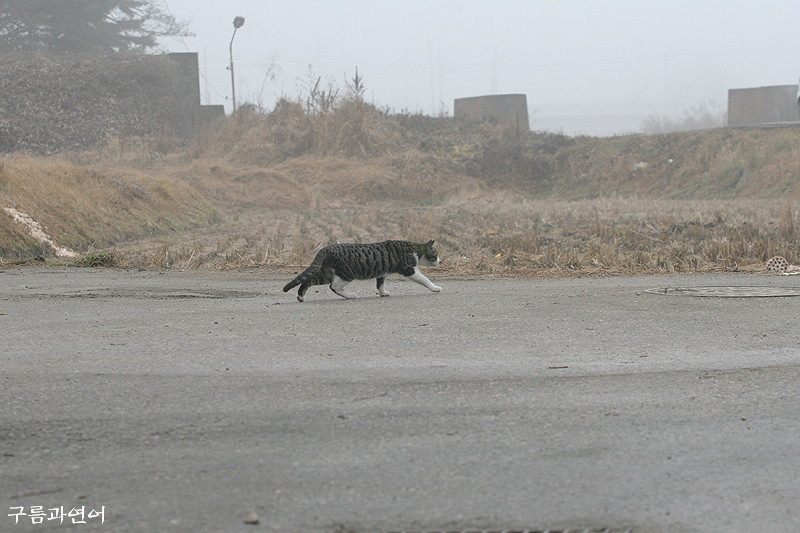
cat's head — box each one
[418,240,440,267]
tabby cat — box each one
[283,239,441,302]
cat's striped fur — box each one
[283,239,441,302]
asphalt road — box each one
[1,267,799,533]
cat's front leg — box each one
[407,267,441,293]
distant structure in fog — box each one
[454,94,529,130]
[727,84,800,128]
[167,53,225,136]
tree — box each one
[0,0,190,54]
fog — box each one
[161,0,800,136]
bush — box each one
[69,251,118,267]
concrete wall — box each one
[454,94,529,129]
[199,105,225,125]
[728,85,800,127]
[167,52,225,134]
[166,52,201,137]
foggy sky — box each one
[160,0,800,136]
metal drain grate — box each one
[382,529,633,533]
[644,286,800,298]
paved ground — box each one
[1,267,799,533]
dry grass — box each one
[0,154,216,259]
[109,196,798,276]
[550,128,800,199]
[3,100,800,274]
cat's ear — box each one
[426,240,435,247]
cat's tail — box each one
[282,249,328,292]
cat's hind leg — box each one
[376,276,390,297]
[330,275,357,299]
[406,267,442,293]
[296,282,310,302]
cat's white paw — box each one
[430,285,442,293]
[379,291,391,297]
[297,295,305,302]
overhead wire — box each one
[158,0,227,102]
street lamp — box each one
[229,16,245,113]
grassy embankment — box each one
[1,99,798,274]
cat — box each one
[283,239,442,302]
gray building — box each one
[727,84,800,127]
[454,94,529,129]
[167,52,224,137]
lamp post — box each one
[229,16,245,113]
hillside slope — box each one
[184,107,800,205]
[547,128,800,199]
[1,105,799,271]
